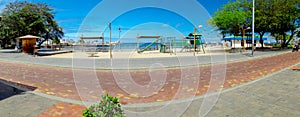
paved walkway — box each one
[0,49,299,116]
[204,68,300,117]
[1,62,300,117]
[0,91,57,116]
[123,64,300,117]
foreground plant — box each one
[83,94,125,117]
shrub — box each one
[272,44,281,48]
[83,94,125,117]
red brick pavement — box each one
[37,102,85,117]
[0,52,300,116]
[291,66,300,71]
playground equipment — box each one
[162,36,205,54]
[137,36,161,53]
[80,35,120,52]
[160,37,173,54]
[185,33,206,54]
[170,38,190,54]
[160,37,188,54]
[80,35,106,52]
[136,34,205,54]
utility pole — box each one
[119,26,121,50]
[118,26,121,40]
[193,25,202,56]
[252,0,255,57]
[193,27,197,56]
[108,22,112,59]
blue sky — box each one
[0,0,229,42]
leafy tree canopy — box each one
[209,0,250,38]
[210,0,300,47]
[0,1,64,47]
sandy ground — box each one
[42,47,227,59]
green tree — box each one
[78,39,85,44]
[210,0,250,37]
[210,0,300,48]
[52,37,60,44]
[269,0,300,47]
[251,0,275,47]
[0,1,63,47]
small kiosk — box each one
[17,35,40,54]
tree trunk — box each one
[281,34,287,48]
[285,31,295,48]
[259,32,265,48]
[37,39,47,47]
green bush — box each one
[272,44,281,48]
[287,44,293,48]
[83,94,125,117]
[272,44,294,48]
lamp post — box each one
[193,25,202,56]
[119,26,121,50]
[118,26,121,40]
[242,27,250,49]
[252,0,255,57]
[108,22,112,59]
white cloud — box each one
[161,24,169,28]
[175,23,183,28]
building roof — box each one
[80,36,104,39]
[136,36,161,39]
[17,35,40,39]
[222,36,267,41]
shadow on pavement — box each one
[0,82,24,101]
[0,80,37,101]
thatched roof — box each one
[17,35,40,39]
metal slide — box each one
[137,39,158,53]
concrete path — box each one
[1,63,299,117]
[189,66,300,117]
[204,69,300,117]
[123,65,300,117]
[0,82,57,117]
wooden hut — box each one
[17,35,40,54]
